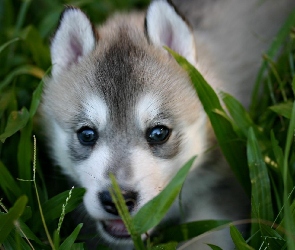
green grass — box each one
[1,0,295,249]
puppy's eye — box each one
[77,127,98,146]
[146,125,171,144]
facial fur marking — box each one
[136,93,162,130]
[95,31,146,124]
[68,97,107,162]
[68,136,93,162]
[82,96,108,130]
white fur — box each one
[82,96,108,129]
[136,93,163,130]
[51,8,95,78]
[81,144,111,219]
[50,121,75,179]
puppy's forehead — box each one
[82,96,108,128]
[73,27,197,128]
[136,93,170,130]
[93,32,147,125]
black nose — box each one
[99,190,138,216]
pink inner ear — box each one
[161,22,174,50]
[69,35,83,65]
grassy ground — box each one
[0,0,295,249]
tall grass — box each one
[0,0,295,249]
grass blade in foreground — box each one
[230,225,254,250]
[2,231,31,250]
[260,224,285,249]
[0,196,28,244]
[222,92,256,138]
[109,157,195,248]
[269,102,293,119]
[31,188,85,230]
[59,223,83,250]
[110,174,145,250]
[282,101,295,250]
[133,156,196,234]
[167,47,250,194]
[151,242,178,250]
[155,220,230,243]
[247,127,273,222]
[207,244,223,250]
[0,161,22,203]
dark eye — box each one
[77,127,98,146]
[146,125,171,145]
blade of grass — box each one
[269,102,293,119]
[0,91,14,120]
[21,26,50,69]
[30,135,55,249]
[31,188,85,231]
[14,0,32,37]
[29,79,44,118]
[2,229,31,250]
[17,120,34,208]
[292,74,295,95]
[247,127,273,222]
[167,47,250,195]
[0,161,23,204]
[17,78,45,208]
[18,219,44,246]
[270,131,292,195]
[151,242,178,250]
[263,54,287,102]
[133,156,196,234]
[70,243,85,250]
[260,224,286,249]
[283,101,295,249]
[0,65,45,92]
[57,186,74,235]
[0,38,19,54]
[222,92,256,138]
[283,101,295,194]
[0,107,30,143]
[109,174,145,250]
[0,196,28,244]
[230,225,254,250]
[277,199,295,233]
[207,244,223,250]
[59,224,83,250]
[154,220,230,244]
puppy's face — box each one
[42,1,206,244]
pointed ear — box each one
[145,0,196,66]
[50,7,96,77]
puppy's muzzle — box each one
[99,190,138,215]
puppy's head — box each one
[42,0,207,244]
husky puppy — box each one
[42,0,294,249]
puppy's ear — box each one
[50,7,96,77]
[145,0,196,66]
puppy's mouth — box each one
[102,219,131,239]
